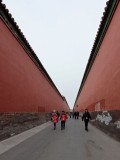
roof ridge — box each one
[91,0,110,53]
[0,2,35,56]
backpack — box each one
[61,114,66,121]
[52,114,58,123]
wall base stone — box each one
[90,110,120,141]
[0,112,51,141]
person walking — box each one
[69,112,72,118]
[76,111,79,119]
[60,111,67,130]
[74,112,77,119]
[82,109,91,131]
[51,110,58,130]
[72,112,74,119]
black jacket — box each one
[82,112,91,121]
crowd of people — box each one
[51,109,91,131]
[69,111,79,119]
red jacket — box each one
[52,113,58,123]
[60,113,67,121]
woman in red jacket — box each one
[51,110,58,130]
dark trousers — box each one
[54,123,56,129]
[84,120,89,130]
[61,121,65,129]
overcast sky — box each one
[3,0,107,109]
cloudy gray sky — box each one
[3,0,107,109]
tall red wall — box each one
[75,3,120,112]
[0,18,69,113]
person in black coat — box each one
[76,111,79,119]
[74,112,77,119]
[82,109,91,131]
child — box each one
[60,111,67,130]
[51,110,58,130]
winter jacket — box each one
[60,113,67,121]
[82,112,91,122]
[52,113,58,123]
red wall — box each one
[0,18,69,113]
[75,3,120,112]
